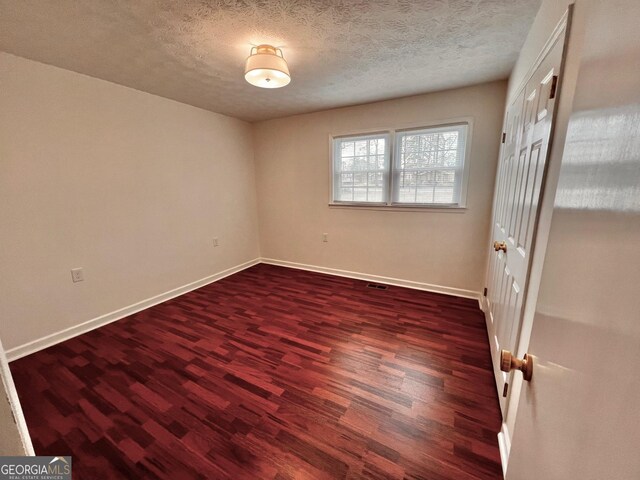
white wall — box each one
[253,81,507,295]
[0,53,261,352]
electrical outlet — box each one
[322,233,328,243]
[213,237,219,247]
[71,268,84,283]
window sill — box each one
[328,203,467,213]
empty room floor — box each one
[10,264,502,479]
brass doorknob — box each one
[493,241,507,252]
[500,349,533,381]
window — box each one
[331,123,469,208]
[394,124,468,205]
[332,133,390,203]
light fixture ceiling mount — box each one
[244,44,291,89]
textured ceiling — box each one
[0,0,540,122]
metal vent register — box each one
[366,283,388,290]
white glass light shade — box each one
[244,45,291,88]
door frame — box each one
[0,336,35,455]
[480,5,576,474]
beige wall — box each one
[0,53,260,351]
[253,81,507,294]
[0,55,507,354]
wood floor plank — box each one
[10,264,503,479]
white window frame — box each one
[329,119,472,210]
[332,132,391,206]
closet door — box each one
[485,26,566,416]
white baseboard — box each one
[479,295,487,312]
[260,258,481,300]
[497,422,511,477]
[5,258,261,362]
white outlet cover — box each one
[71,268,84,282]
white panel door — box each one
[506,1,640,477]
[485,27,567,415]
[486,89,524,413]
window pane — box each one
[353,187,368,201]
[353,172,367,185]
[393,124,467,205]
[355,140,367,156]
[368,172,383,185]
[440,150,457,167]
[353,156,368,170]
[341,142,354,157]
[333,134,389,203]
[341,157,353,170]
[367,188,383,202]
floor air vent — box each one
[367,283,389,290]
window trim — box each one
[329,118,473,210]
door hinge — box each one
[502,382,509,397]
[549,75,559,99]
[483,287,488,297]
[501,132,506,143]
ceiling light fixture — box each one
[244,44,291,89]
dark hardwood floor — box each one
[10,264,503,479]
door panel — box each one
[485,26,568,420]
